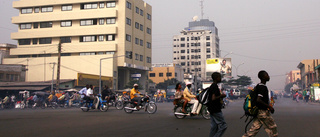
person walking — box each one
[243,70,278,137]
[207,72,227,137]
[305,90,310,103]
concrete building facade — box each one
[297,59,319,89]
[0,43,17,64]
[172,19,220,81]
[4,0,152,90]
[285,70,301,85]
[149,63,184,84]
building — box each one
[0,64,27,82]
[0,43,17,64]
[3,0,152,90]
[297,59,319,89]
[172,19,220,82]
[149,63,184,84]
[285,70,301,85]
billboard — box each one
[206,58,232,78]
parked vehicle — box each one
[124,94,157,114]
[174,103,210,120]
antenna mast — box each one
[200,0,204,19]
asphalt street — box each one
[0,98,319,137]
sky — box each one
[1,0,320,90]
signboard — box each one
[206,58,232,78]
[131,73,141,78]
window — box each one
[99,2,105,8]
[181,56,185,59]
[147,42,151,48]
[181,50,185,53]
[33,23,38,29]
[99,19,104,25]
[106,1,116,8]
[41,6,53,12]
[106,52,115,55]
[39,38,52,44]
[166,73,172,77]
[40,22,52,28]
[106,34,115,41]
[126,1,132,9]
[81,3,98,9]
[149,73,155,77]
[136,7,139,14]
[206,55,211,58]
[206,42,210,46]
[206,48,211,53]
[140,39,143,46]
[147,28,151,34]
[34,7,40,13]
[206,36,210,40]
[140,24,143,31]
[61,21,72,27]
[147,57,151,63]
[159,73,163,77]
[98,35,104,41]
[80,19,97,26]
[106,18,116,24]
[126,34,131,42]
[80,52,95,56]
[140,55,143,61]
[20,23,32,29]
[135,53,139,60]
[181,37,185,41]
[135,38,139,45]
[80,36,96,42]
[60,37,71,43]
[61,53,71,56]
[21,8,32,14]
[62,5,72,11]
[135,22,139,29]
[181,44,185,47]
[140,9,143,16]
[181,62,185,66]
[126,51,132,59]
[32,39,38,45]
[147,13,151,20]
[126,18,131,26]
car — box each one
[166,91,175,102]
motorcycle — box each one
[124,94,157,114]
[115,94,130,110]
[81,94,109,112]
[174,103,210,120]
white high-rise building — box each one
[173,19,220,82]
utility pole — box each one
[50,62,56,93]
[44,51,46,81]
[200,0,204,19]
[56,41,61,92]
[26,59,29,81]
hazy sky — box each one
[1,0,320,90]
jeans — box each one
[210,112,227,137]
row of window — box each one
[21,2,116,14]
[173,48,211,54]
[183,68,202,74]
[174,36,211,42]
[126,1,151,21]
[0,73,20,82]
[126,34,151,48]
[18,34,116,45]
[149,72,176,77]
[125,51,151,63]
[17,52,115,58]
[173,42,211,48]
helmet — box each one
[186,82,192,85]
[133,84,139,87]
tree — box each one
[124,79,142,90]
[235,75,252,87]
[156,78,180,90]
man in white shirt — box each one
[78,84,89,99]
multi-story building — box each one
[149,63,184,84]
[3,0,152,90]
[297,59,320,89]
[285,70,301,85]
[173,19,220,81]
[0,43,17,64]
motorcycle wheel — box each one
[146,103,157,114]
[100,104,109,112]
[81,103,89,112]
[20,103,25,109]
[174,106,186,119]
[115,101,124,110]
[201,106,211,120]
[124,103,133,113]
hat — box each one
[186,82,192,85]
[133,84,139,87]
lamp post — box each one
[223,51,233,58]
[99,55,125,94]
[233,63,244,76]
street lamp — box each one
[99,55,125,94]
[223,51,233,58]
[233,63,244,76]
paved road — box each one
[0,98,319,137]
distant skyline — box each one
[1,0,320,90]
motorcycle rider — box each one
[130,84,142,110]
[183,82,199,115]
[174,83,188,113]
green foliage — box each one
[124,80,143,90]
[156,78,181,90]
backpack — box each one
[197,87,210,105]
[241,85,259,133]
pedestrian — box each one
[207,72,227,137]
[243,70,278,137]
[306,90,310,103]
[295,91,299,103]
